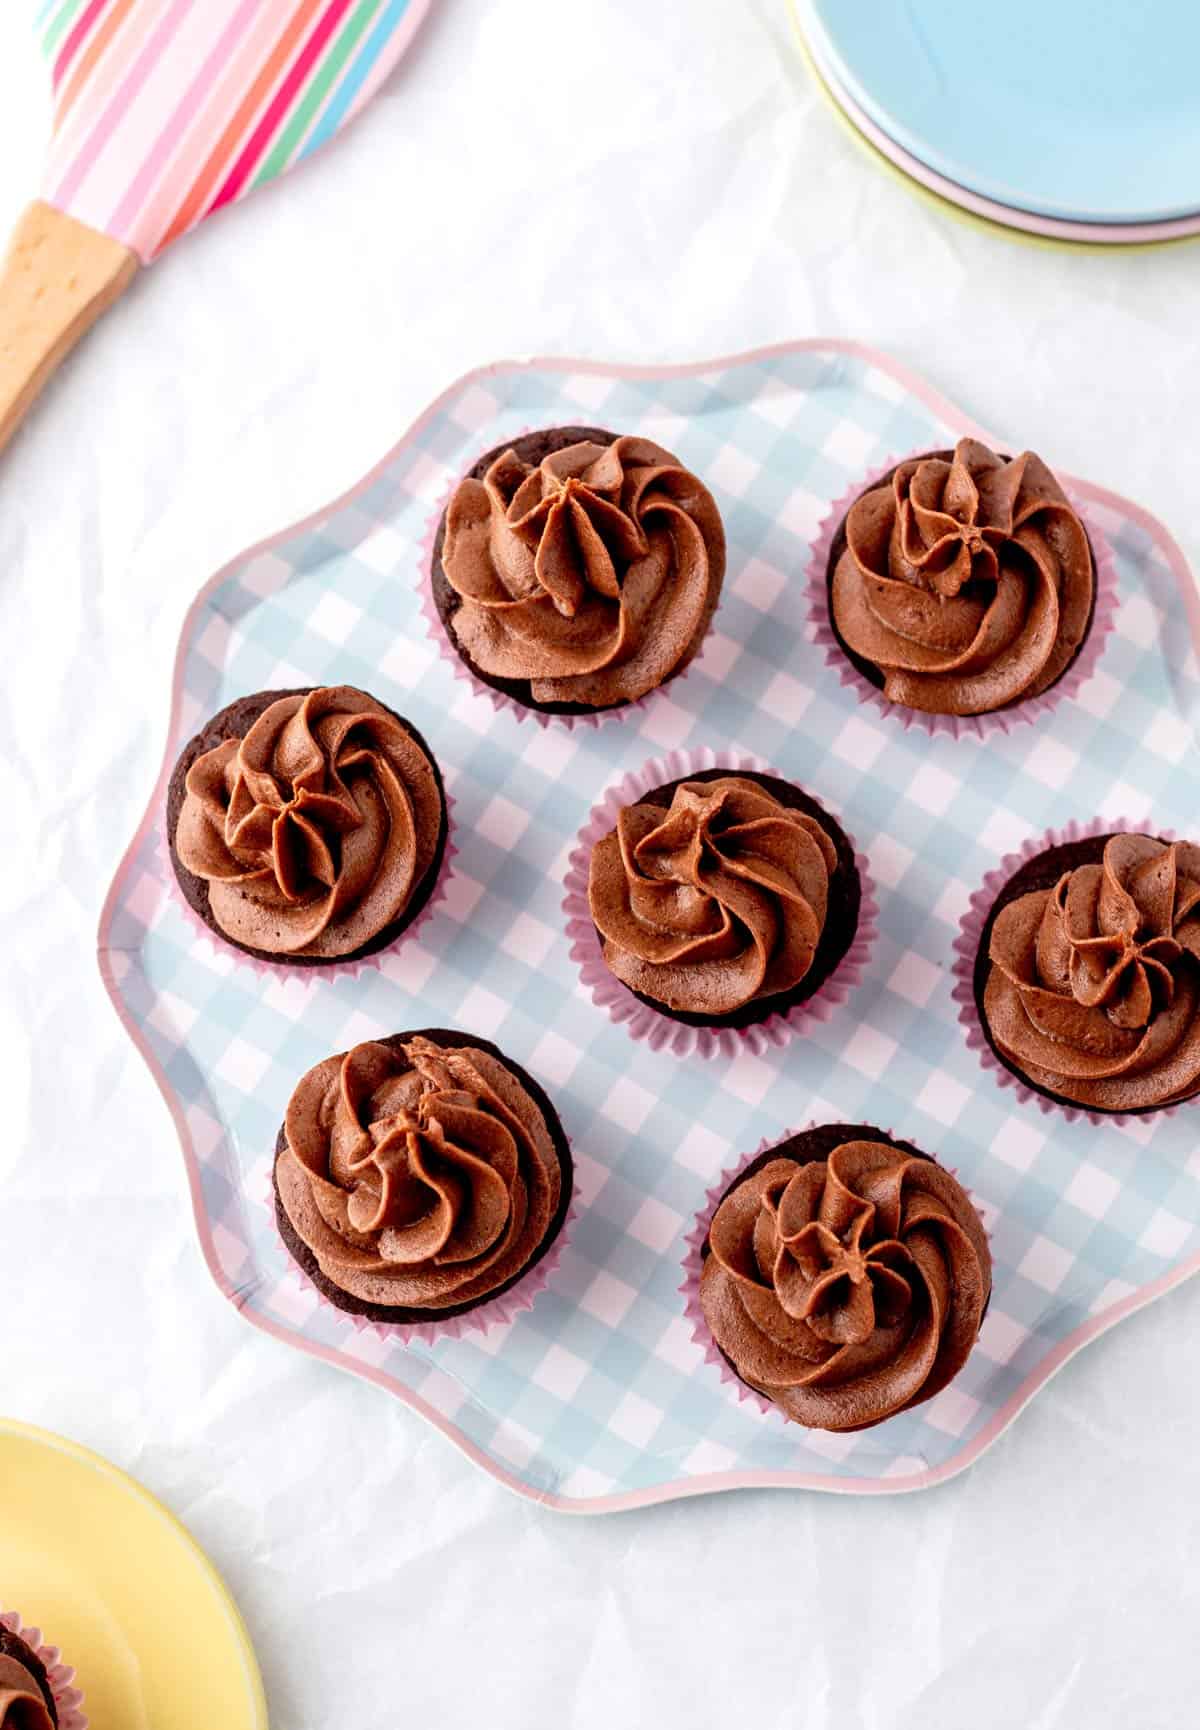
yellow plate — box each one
[0,1421,267,1730]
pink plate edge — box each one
[95,339,1200,1513]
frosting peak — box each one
[174,687,443,959]
[984,833,1200,1111]
[276,1037,563,1311]
[831,438,1094,716]
[589,776,840,1016]
[700,1138,991,1430]
[442,434,725,707]
[504,446,649,617]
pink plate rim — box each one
[96,340,1200,1512]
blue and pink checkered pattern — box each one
[99,345,1200,1508]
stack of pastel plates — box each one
[792,0,1200,245]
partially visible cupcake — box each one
[431,426,726,717]
[273,1030,572,1328]
[970,829,1200,1115]
[167,685,448,967]
[586,768,862,1031]
[825,437,1097,720]
[0,1609,86,1729]
[693,1126,992,1431]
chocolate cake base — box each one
[272,1029,574,1324]
[595,768,862,1030]
[0,1623,58,1726]
[972,832,1200,1116]
[166,687,448,968]
[823,449,1098,715]
[431,424,723,717]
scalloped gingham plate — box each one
[98,343,1200,1512]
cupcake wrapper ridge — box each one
[0,1608,88,1730]
[266,1165,577,1348]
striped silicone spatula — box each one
[0,0,432,456]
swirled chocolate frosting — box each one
[830,438,1094,716]
[0,1653,55,1730]
[174,686,443,959]
[440,433,725,708]
[275,1037,564,1312]
[700,1134,991,1431]
[589,776,840,1016]
[983,833,1200,1111]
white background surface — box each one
[3,4,1199,1725]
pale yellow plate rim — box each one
[0,1419,269,1730]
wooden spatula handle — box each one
[0,200,138,459]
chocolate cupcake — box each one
[695,1126,992,1432]
[586,768,861,1030]
[972,829,1200,1115]
[826,438,1097,720]
[167,685,448,967]
[431,426,726,716]
[273,1030,572,1327]
[0,1608,85,1730]
[0,1621,58,1729]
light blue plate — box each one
[798,0,1200,224]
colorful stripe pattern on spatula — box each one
[36,0,430,262]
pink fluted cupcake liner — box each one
[562,747,878,1061]
[952,815,1189,1128]
[679,1127,991,1424]
[805,451,1119,741]
[157,788,457,985]
[417,456,720,731]
[0,1608,87,1730]
[265,1159,577,1349]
